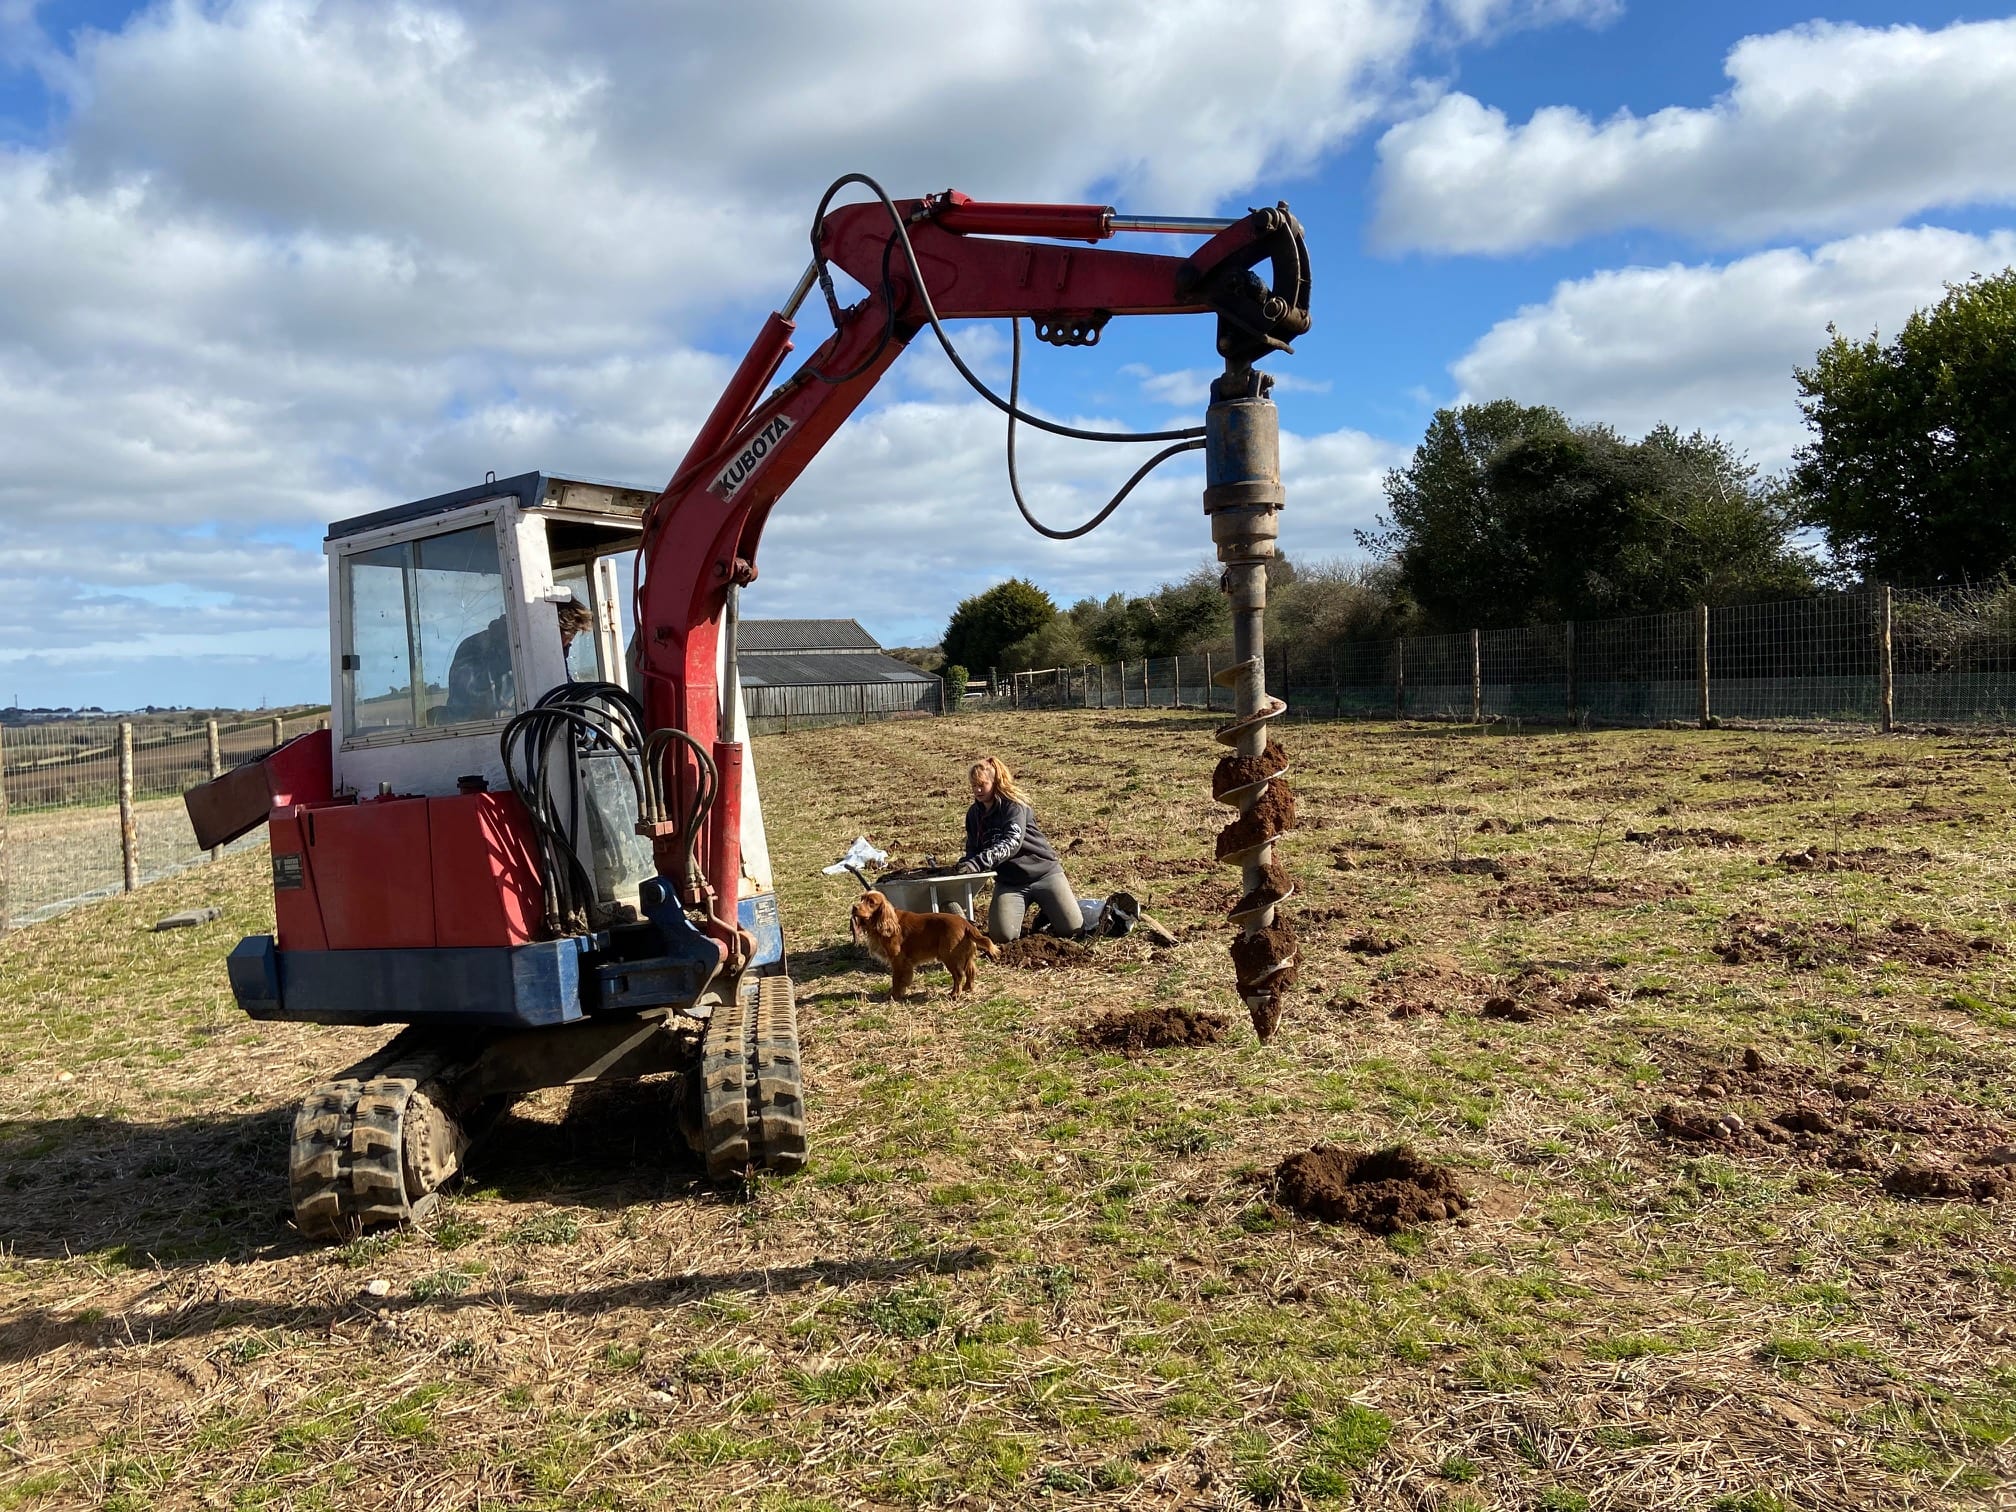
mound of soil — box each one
[1212,740,1287,801]
[1127,856,1201,881]
[1625,825,1746,850]
[997,936,1095,971]
[1229,918,1299,994]
[1333,961,1492,1020]
[1448,856,1510,879]
[1216,782,1298,861]
[1715,915,1999,969]
[1275,1145,1469,1234]
[1479,966,1615,1023]
[1489,874,1692,917]
[1650,1046,2016,1203]
[1076,1006,1229,1053]
[1766,845,1934,873]
[1342,929,1405,954]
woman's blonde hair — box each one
[969,755,1023,803]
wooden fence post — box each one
[1171,653,1181,709]
[1098,662,1107,710]
[1203,651,1213,711]
[0,724,10,935]
[1879,586,1895,734]
[937,677,946,716]
[1117,660,1126,709]
[1141,658,1149,708]
[119,721,139,893]
[1394,637,1406,718]
[1469,630,1482,725]
[858,684,869,725]
[1332,645,1341,719]
[206,719,223,860]
[990,666,1000,706]
[269,715,284,749]
[1563,622,1577,725]
[1696,603,1711,729]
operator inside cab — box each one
[444,599,593,722]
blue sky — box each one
[1,0,2012,710]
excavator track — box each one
[685,975,807,1179]
[288,1034,474,1240]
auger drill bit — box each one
[1205,363,1297,1042]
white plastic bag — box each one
[821,837,889,876]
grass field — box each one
[1,712,2013,1510]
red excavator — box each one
[188,174,1310,1238]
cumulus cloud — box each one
[1374,17,2016,253]
[1448,225,2016,469]
[1,0,1496,705]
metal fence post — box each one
[0,724,9,935]
[1395,637,1405,718]
[1563,622,1576,725]
[118,721,139,893]
[1697,603,1711,729]
[1469,630,1482,724]
[1879,586,1895,733]
[206,718,223,861]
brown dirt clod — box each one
[1076,1006,1230,1053]
[1230,860,1294,917]
[1215,782,1297,860]
[1274,1145,1469,1234]
[1212,740,1288,801]
[1881,1161,2013,1204]
[1715,915,2001,970]
[1229,918,1299,994]
[1248,993,1286,1042]
[1625,825,1746,850]
[997,936,1094,971]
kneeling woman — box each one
[956,755,1082,942]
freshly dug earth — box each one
[1215,782,1297,860]
[1625,825,1746,849]
[997,936,1095,970]
[1766,845,1934,873]
[1489,874,1691,916]
[1479,967,1615,1023]
[1076,1005,1230,1053]
[1212,739,1287,800]
[1651,1046,2016,1203]
[1275,1145,1470,1234]
[1715,915,1999,969]
[1228,918,1299,993]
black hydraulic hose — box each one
[1005,316,1206,540]
[808,172,1206,446]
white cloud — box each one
[1,0,1484,704]
[1374,17,2016,253]
[1448,225,2016,469]
[1438,0,1619,43]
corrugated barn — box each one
[737,620,943,729]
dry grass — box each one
[1,713,2014,1510]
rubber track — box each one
[750,976,808,1174]
[695,991,752,1179]
[287,1037,460,1240]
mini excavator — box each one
[186,175,1311,1238]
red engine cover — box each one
[269,791,545,952]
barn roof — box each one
[739,619,882,653]
[737,651,936,687]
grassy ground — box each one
[1,713,2013,1510]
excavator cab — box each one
[188,471,802,1236]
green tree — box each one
[1000,615,1088,672]
[941,579,1056,676]
[1792,268,2016,584]
[1363,401,1813,628]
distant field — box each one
[0,713,2012,1509]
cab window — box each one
[344,523,512,732]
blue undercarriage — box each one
[230,892,785,1028]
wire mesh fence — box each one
[0,709,327,931]
[981,585,2016,737]
[743,678,945,734]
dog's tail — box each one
[966,919,1000,958]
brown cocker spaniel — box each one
[850,891,998,999]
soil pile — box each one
[1490,874,1691,916]
[997,936,1095,971]
[1076,1006,1230,1053]
[1275,1145,1469,1234]
[1331,961,1491,1020]
[1216,783,1297,861]
[1479,967,1615,1023]
[1625,825,1746,849]
[1212,739,1287,800]
[1715,915,1999,969]
[1229,919,1299,994]
[1651,1046,2016,1203]
[1765,845,1933,873]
